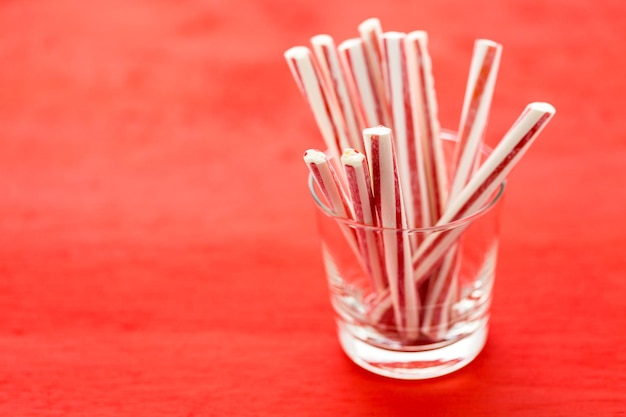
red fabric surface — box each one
[1,0,625,415]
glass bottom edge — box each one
[337,321,488,380]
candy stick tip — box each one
[341,148,366,166]
[363,125,392,136]
[303,149,327,164]
[337,37,362,49]
[406,30,428,40]
[475,39,502,48]
[383,31,406,39]
[311,34,333,43]
[358,17,382,30]
[529,102,556,114]
[284,46,311,59]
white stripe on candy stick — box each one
[311,35,364,151]
[411,102,556,281]
[449,39,503,201]
[363,126,420,340]
[285,46,347,158]
[341,149,387,293]
[405,31,448,224]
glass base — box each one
[337,321,488,380]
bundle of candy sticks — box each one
[286,18,555,341]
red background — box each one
[1,0,625,415]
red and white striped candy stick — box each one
[341,149,387,293]
[383,31,425,232]
[304,149,352,218]
[358,18,391,126]
[285,46,348,158]
[311,35,364,151]
[405,31,448,224]
[412,102,556,281]
[421,40,502,336]
[449,39,503,201]
[338,38,383,128]
[304,149,362,268]
[364,126,420,340]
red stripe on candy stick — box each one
[363,126,420,341]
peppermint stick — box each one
[285,46,347,157]
[338,38,382,128]
[364,126,420,340]
[412,102,556,281]
[449,39,503,201]
[311,35,364,151]
[303,149,352,218]
[405,31,448,223]
[425,39,502,335]
[422,39,502,337]
[383,31,424,231]
[304,149,361,268]
[358,18,391,126]
[341,149,387,293]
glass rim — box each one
[307,132,505,233]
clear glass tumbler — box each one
[308,133,505,379]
